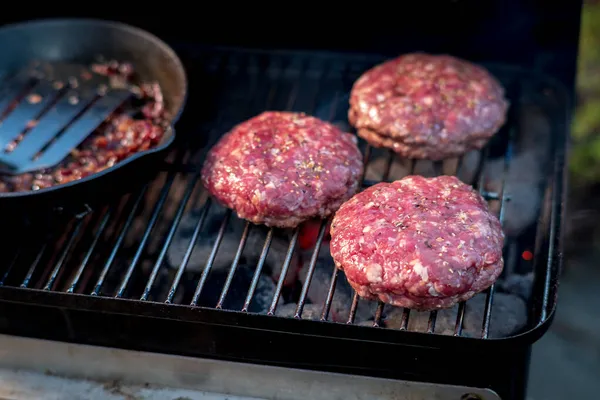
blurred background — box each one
[528,0,600,399]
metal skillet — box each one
[0,19,187,222]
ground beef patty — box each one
[349,53,508,160]
[330,175,504,311]
[202,111,363,228]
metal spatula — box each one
[0,61,132,175]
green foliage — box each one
[572,99,600,141]
[570,2,600,185]
[577,2,600,93]
[570,135,600,183]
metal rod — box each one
[20,243,47,288]
[482,191,500,201]
[442,157,460,176]
[359,146,372,184]
[242,229,274,312]
[454,302,466,336]
[399,308,411,331]
[0,248,21,286]
[381,150,395,182]
[320,267,339,321]
[140,176,200,301]
[116,174,176,298]
[44,218,85,291]
[481,128,515,338]
[268,228,300,315]
[432,161,443,176]
[456,156,463,176]
[91,186,147,296]
[427,311,438,333]
[295,219,329,318]
[373,302,385,327]
[408,159,417,175]
[540,184,559,322]
[347,293,360,324]
[475,147,490,191]
[217,222,251,309]
[67,208,112,293]
[190,209,231,306]
[165,197,212,304]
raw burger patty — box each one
[202,111,363,228]
[330,175,504,311]
[349,53,508,160]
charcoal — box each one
[172,263,276,313]
[167,207,299,286]
[357,321,377,327]
[481,154,544,238]
[125,173,191,254]
[383,293,527,338]
[299,243,377,323]
[275,303,322,321]
[330,119,351,133]
[497,272,534,302]
[249,271,278,313]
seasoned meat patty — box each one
[330,175,504,311]
[202,111,363,228]
[349,53,508,160]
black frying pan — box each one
[0,19,187,222]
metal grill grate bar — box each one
[20,243,47,288]
[216,222,251,309]
[115,173,176,298]
[295,219,329,318]
[320,265,340,321]
[268,228,300,315]
[190,210,231,306]
[43,218,84,291]
[140,175,200,301]
[91,187,147,296]
[66,208,112,293]
[0,248,21,286]
[242,229,274,312]
[166,197,212,304]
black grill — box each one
[0,47,568,399]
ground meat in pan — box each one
[201,111,363,228]
[349,53,508,160]
[0,61,168,193]
[330,175,504,311]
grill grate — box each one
[0,48,566,343]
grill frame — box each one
[0,46,568,399]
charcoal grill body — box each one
[0,3,580,400]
